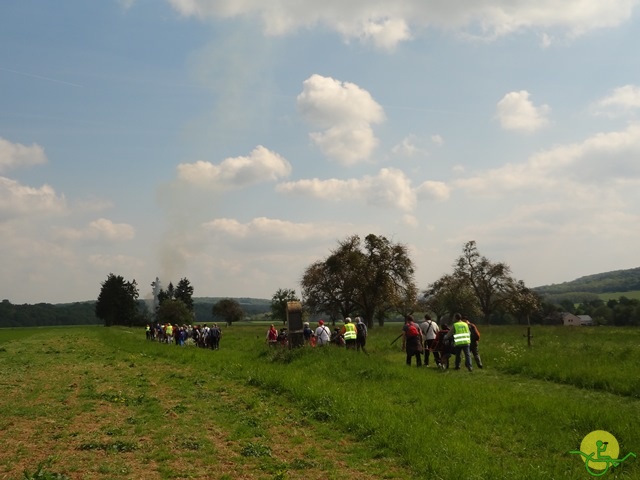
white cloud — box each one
[0,176,66,218]
[0,137,47,173]
[455,123,640,196]
[277,167,417,211]
[177,145,292,188]
[431,134,444,146]
[201,216,347,253]
[310,126,379,165]
[204,217,321,241]
[348,17,411,51]
[392,135,427,157]
[416,180,450,202]
[297,74,385,165]
[297,74,384,128]
[496,90,550,133]
[167,0,639,49]
[592,84,640,116]
[53,218,135,242]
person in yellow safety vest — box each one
[341,317,357,350]
[445,313,473,371]
[165,323,173,344]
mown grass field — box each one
[597,290,640,301]
[0,324,639,479]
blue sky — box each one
[2,0,640,304]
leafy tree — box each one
[212,298,244,326]
[95,273,140,327]
[453,241,523,324]
[426,241,539,325]
[301,234,416,328]
[156,299,192,326]
[175,278,195,312]
[423,273,481,322]
[270,288,299,325]
[503,280,542,325]
[301,260,356,325]
[559,299,576,314]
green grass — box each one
[0,325,639,479]
[597,290,640,301]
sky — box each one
[2,0,640,305]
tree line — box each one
[94,274,254,327]
[0,299,101,328]
[7,234,637,328]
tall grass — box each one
[0,325,638,479]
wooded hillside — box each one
[534,267,640,295]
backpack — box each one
[356,322,366,336]
[406,323,420,337]
[469,323,480,342]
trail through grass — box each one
[0,325,638,479]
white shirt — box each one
[314,325,331,345]
[420,320,439,340]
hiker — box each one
[463,314,483,369]
[355,317,368,353]
[420,314,440,367]
[314,320,331,346]
[446,313,473,371]
[341,317,357,350]
[402,315,423,367]
[277,327,288,347]
[433,324,452,369]
[302,322,313,345]
[266,324,278,347]
[210,323,222,350]
[331,327,345,347]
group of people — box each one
[264,313,483,371]
[266,316,369,352]
[403,313,483,371]
[146,322,222,350]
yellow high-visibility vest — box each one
[343,322,357,341]
[452,321,471,346]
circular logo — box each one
[579,430,620,472]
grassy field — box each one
[0,324,639,479]
[597,290,640,301]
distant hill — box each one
[0,297,272,328]
[534,267,640,300]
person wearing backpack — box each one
[419,314,440,367]
[463,314,483,369]
[433,323,453,369]
[402,315,423,367]
[314,320,331,346]
[302,322,313,345]
[355,317,368,354]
